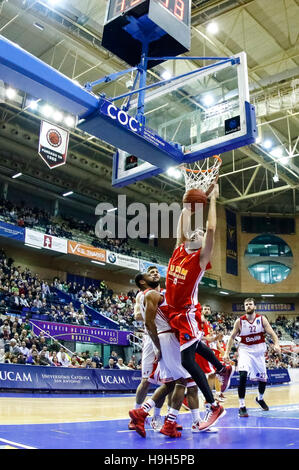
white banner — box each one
[38,120,69,169]
[25,229,68,254]
[107,251,140,271]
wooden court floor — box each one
[0,383,298,449]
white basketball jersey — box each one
[238,314,267,354]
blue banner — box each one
[139,260,167,278]
[230,368,290,387]
[0,364,147,391]
[226,209,238,276]
[0,220,25,241]
[30,320,131,345]
[232,302,295,312]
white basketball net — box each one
[180,155,222,193]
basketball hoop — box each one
[180,155,222,194]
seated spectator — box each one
[104,358,119,369]
[9,339,21,356]
[17,353,26,365]
[68,355,81,368]
[116,358,130,370]
[19,340,30,357]
[127,360,136,370]
[91,351,103,369]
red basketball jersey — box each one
[166,243,211,310]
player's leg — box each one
[256,380,269,410]
[186,385,219,433]
[129,382,174,437]
[160,379,186,438]
[238,370,249,417]
[195,341,234,392]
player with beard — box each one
[129,271,204,438]
[223,297,281,417]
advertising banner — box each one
[38,120,69,169]
[0,220,25,241]
[30,320,131,345]
[25,229,68,253]
[68,241,106,263]
[232,303,295,312]
[230,368,290,387]
[0,364,147,391]
[226,209,238,276]
[106,251,140,271]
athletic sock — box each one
[258,394,264,401]
[166,408,179,423]
[142,398,155,413]
[191,408,200,422]
[239,399,245,407]
[134,403,142,409]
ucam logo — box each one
[101,375,126,385]
[0,370,32,382]
[106,104,139,133]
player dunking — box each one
[165,183,234,430]
[223,297,281,417]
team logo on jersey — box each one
[257,319,260,324]
[184,334,191,340]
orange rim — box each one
[181,155,222,174]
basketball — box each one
[183,188,207,210]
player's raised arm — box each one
[176,206,193,248]
[200,184,219,270]
[223,318,241,363]
[144,290,163,360]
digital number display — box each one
[107,0,190,26]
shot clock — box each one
[102,0,191,67]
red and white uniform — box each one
[165,243,211,351]
[237,314,267,382]
[142,289,195,385]
[195,321,214,375]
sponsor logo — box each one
[245,335,261,343]
[101,375,126,385]
[184,334,191,340]
[108,253,117,263]
[107,104,139,133]
[0,371,32,382]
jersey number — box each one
[249,325,256,333]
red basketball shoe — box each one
[197,403,226,431]
[160,420,181,438]
[129,408,148,438]
[217,365,234,393]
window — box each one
[245,234,293,284]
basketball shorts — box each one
[238,346,267,382]
[149,331,196,386]
[141,334,156,379]
[169,305,204,351]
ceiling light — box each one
[219,291,229,295]
[41,104,53,117]
[270,147,283,158]
[33,22,44,31]
[91,260,105,266]
[263,139,272,150]
[107,207,117,213]
[12,172,22,179]
[162,70,172,80]
[202,94,214,107]
[53,111,63,122]
[149,234,155,239]
[261,294,274,297]
[273,174,279,183]
[29,100,38,110]
[6,88,16,100]
[167,167,181,179]
[65,116,76,127]
[206,22,219,34]
[63,191,73,197]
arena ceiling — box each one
[0,0,298,217]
